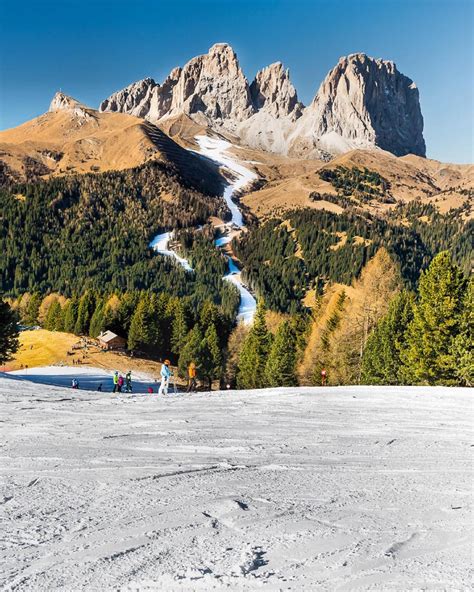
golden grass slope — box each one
[6,329,179,383]
[241,148,473,220]
[0,107,193,181]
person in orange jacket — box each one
[187,361,197,393]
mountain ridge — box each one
[99,44,426,158]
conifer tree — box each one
[178,326,204,379]
[200,323,223,389]
[171,300,189,356]
[75,292,96,335]
[44,299,63,332]
[237,301,273,389]
[265,321,298,387]
[89,300,106,338]
[127,294,150,351]
[402,251,467,385]
[450,277,473,386]
[361,290,414,385]
[63,297,79,334]
[0,297,19,365]
[24,292,42,326]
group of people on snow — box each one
[113,370,132,393]
[70,361,199,394]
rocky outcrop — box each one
[291,53,426,157]
[49,92,92,120]
[99,46,426,158]
[100,43,254,129]
[99,78,157,118]
[250,62,303,119]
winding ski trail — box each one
[150,135,257,323]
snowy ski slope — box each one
[1,376,472,590]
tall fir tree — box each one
[63,297,79,334]
[24,292,42,326]
[265,321,298,387]
[237,301,273,389]
[200,323,223,389]
[74,292,96,336]
[171,300,189,357]
[44,299,63,332]
[89,299,106,338]
[450,277,473,386]
[402,251,467,385]
[127,294,151,351]
[361,290,414,385]
[0,298,19,365]
[178,326,204,380]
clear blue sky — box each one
[0,0,472,162]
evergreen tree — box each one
[0,298,19,365]
[127,294,150,351]
[171,300,189,356]
[200,323,223,389]
[265,321,298,387]
[89,299,106,338]
[237,302,273,389]
[24,292,42,326]
[178,327,204,380]
[44,299,63,331]
[74,292,96,335]
[402,251,467,385]
[450,278,473,386]
[63,297,78,333]
[361,291,414,385]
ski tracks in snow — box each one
[1,381,472,590]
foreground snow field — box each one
[1,378,472,591]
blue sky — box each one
[0,0,472,162]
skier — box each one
[71,378,79,389]
[97,383,102,392]
[187,361,197,393]
[117,374,124,393]
[112,371,119,393]
[158,360,172,395]
[125,371,132,393]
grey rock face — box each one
[250,62,303,119]
[99,47,426,158]
[49,91,92,121]
[294,53,426,157]
[99,78,157,118]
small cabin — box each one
[98,331,126,351]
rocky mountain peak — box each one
[300,53,425,156]
[250,61,303,119]
[99,46,426,158]
[49,92,92,120]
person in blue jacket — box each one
[158,359,172,395]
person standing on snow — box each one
[112,371,119,393]
[187,361,197,393]
[158,360,172,395]
[117,374,124,393]
[125,371,132,393]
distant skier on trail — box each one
[117,374,124,393]
[71,378,79,389]
[158,360,172,395]
[187,361,197,393]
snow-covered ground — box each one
[195,136,257,229]
[6,366,161,394]
[1,377,472,590]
